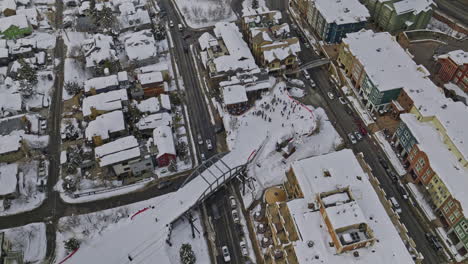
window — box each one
[449,214,456,223]
[456,226,465,238]
[124,168,130,171]
[122,161,128,166]
[418,158,425,167]
[449,200,455,208]
[454,210,461,218]
[443,205,450,213]
[462,222,468,232]
[145,163,152,166]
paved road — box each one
[433,0,468,26]
[160,0,218,161]
[205,185,244,264]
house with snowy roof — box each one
[117,2,151,33]
[198,23,259,86]
[0,163,19,200]
[134,94,171,114]
[82,89,129,119]
[306,0,369,43]
[81,34,118,73]
[436,50,468,92]
[393,113,468,260]
[152,125,176,167]
[123,30,158,67]
[337,30,443,114]
[136,112,172,134]
[262,149,414,263]
[136,71,165,97]
[85,110,127,146]
[0,14,32,39]
[0,134,24,163]
[84,75,121,95]
[361,0,434,32]
[94,136,155,177]
[241,11,301,73]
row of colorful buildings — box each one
[292,0,434,43]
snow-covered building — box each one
[117,2,151,32]
[0,134,23,163]
[436,50,468,92]
[241,9,301,72]
[264,149,415,263]
[123,30,158,67]
[136,71,165,97]
[198,23,259,86]
[0,163,19,199]
[94,136,155,177]
[82,89,129,119]
[306,0,369,43]
[82,34,118,72]
[85,110,127,145]
[134,94,171,114]
[0,14,32,38]
[84,75,120,95]
[152,125,176,167]
[136,112,171,134]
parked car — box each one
[310,79,316,88]
[229,196,237,209]
[378,156,389,170]
[303,70,310,80]
[327,92,335,100]
[397,182,408,200]
[348,133,357,144]
[40,119,47,130]
[240,241,248,256]
[201,153,206,161]
[157,180,173,190]
[389,170,398,183]
[169,20,174,27]
[426,233,442,251]
[304,42,310,48]
[232,209,240,223]
[390,197,402,214]
[354,131,363,141]
[178,23,183,31]
[338,97,347,104]
[197,134,203,145]
[222,246,231,262]
[206,139,213,150]
[359,125,368,136]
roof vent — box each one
[376,48,382,52]
[441,104,447,109]
[344,8,350,13]
[354,251,360,257]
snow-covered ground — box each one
[407,183,437,221]
[426,17,466,39]
[174,0,237,28]
[374,131,407,176]
[0,223,46,264]
[63,58,90,100]
[0,161,47,216]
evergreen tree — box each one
[64,238,80,252]
[179,243,196,264]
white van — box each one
[178,24,183,31]
[390,197,402,214]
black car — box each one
[389,171,398,183]
[378,157,389,170]
[426,233,442,251]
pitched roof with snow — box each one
[82,89,128,117]
[313,0,369,25]
[153,125,176,158]
[289,149,414,264]
[82,34,117,68]
[160,94,171,110]
[123,30,157,62]
[0,163,18,196]
[198,32,217,51]
[401,113,468,213]
[94,136,140,167]
[136,112,171,131]
[0,134,21,155]
[438,50,468,66]
[212,22,258,73]
[0,14,29,32]
[135,97,160,114]
[85,110,126,141]
[137,71,163,85]
[84,75,119,93]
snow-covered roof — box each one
[82,89,128,117]
[289,149,414,264]
[94,136,141,167]
[123,30,157,62]
[393,0,434,15]
[263,45,297,63]
[136,112,171,131]
[198,32,217,51]
[0,85,22,113]
[222,85,248,105]
[85,110,126,141]
[401,113,468,213]
[82,34,117,68]
[313,0,369,25]
[84,75,119,93]
[325,200,367,230]
[242,8,282,23]
[118,1,135,15]
[16,8,38,26]
[0,163,18,196]
[119,9,151,30]
[212,22,258,73]
[117,71,128,82]
[0,134,21,155]
[135,97,160,113]
[1,0,16,11]
[160,94,171,110]
[0,14,29,32]
[343,30,447,116]
[153,125,176,158]
[137,71,163,85]
[437,49,468,66]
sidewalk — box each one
[373,131,407,176]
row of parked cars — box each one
[222,195,249,262]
